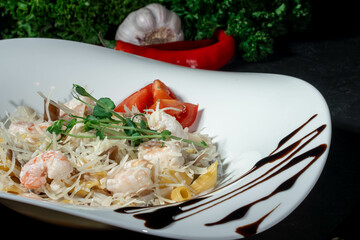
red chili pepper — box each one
[148,39,215,51]
[114,29,235,70]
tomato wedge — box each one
[152,79,177,101]
[113,83,153,112]
[114,80,198,128]
[150,99,198,128]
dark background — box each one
[1,0,359,239]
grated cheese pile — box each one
[0,95,220,208]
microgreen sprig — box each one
[46,84,208,148]
[72,84,126,122]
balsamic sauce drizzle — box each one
[115,114,328,237]
[236,204,280,238]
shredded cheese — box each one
[0,99,220,208]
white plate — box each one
[0,38,331,239]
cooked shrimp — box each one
[60,96,94,119]
[138,140,185,167]
[8,122,33,136]
[147,110,188,139]
[20,150,73,190]
[106,159,153,196]
[8,121,51,143]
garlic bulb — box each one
[115,3,184,46]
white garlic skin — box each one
[115,3,184,45]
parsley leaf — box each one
[73,84,90,98]
[93,97,116,119]
[47,119,65,135]
[160,130,172,140]
[124,117,137,136]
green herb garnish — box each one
[0,1,310,62]
[46,84,208,149]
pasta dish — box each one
[0,80,220,207]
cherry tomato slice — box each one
[150,99,198,128]
[114,80,198,127]
[152,79,177,101]
[114,83,153,112]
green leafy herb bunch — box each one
[0,0,311,62]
